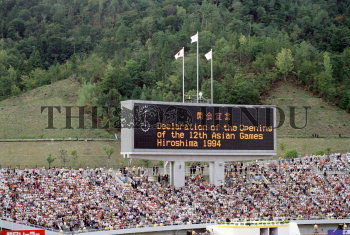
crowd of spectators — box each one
[0,153,349,232]
[313,153,348,172]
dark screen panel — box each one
[133,103,274,151]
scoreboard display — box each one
[121,100,276,157]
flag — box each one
[191,32,198,43]
[174,48,184,59]
[205,50,212,60]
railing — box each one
[2,216,350,234]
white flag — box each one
[191,32,198,43]
[174,48,184,59]
[205,50,212,60]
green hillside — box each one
[1,0,350,124]
[1,77,350,139]
[0,78,349,167]
[0,77,111,139]
[263,82,350,137]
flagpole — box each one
[211,49,213,104]
[196,31,199,103]
[182,47,185,103]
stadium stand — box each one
[0,153,349,232]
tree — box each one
[284,149,298,159]
[0,66,17,98]
[71,150,78,161]
[220,72,260,104]
[59,150,69,167]
[275,48,294,81]
[103,146,115,160]
[323,52,333,77]
[70,150,79,167]
[314,150,325,156]
[78,53,106,83]
[46,154,56,168]
[279,143,287,158]
[28,48,42,70]
[140,159,150,168]
[78,82,98,106]
[315,52,336,99]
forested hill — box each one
[1,0,350,121]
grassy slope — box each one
[0,80,349,168]
[0,78,111,139]
[0,141,126,169]
[2,78,349,139]
[263,82,350,137]
[263,82,350,157]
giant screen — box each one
[121,101,276,156]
